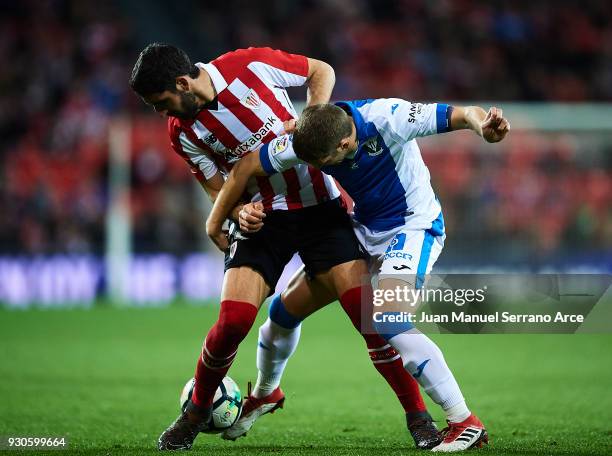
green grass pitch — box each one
[1,304,611,455]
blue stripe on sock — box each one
[269,295,302,329]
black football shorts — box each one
[224,198,367,294]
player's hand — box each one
[206,219,229,252]
[282,119,296,134]
[481,107,510,143]
[239,201,266,233]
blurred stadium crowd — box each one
[0,0,610,267]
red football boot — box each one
[431,414,488,452]
[221,383,285,441]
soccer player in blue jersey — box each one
[207,98,509,452]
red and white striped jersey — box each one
[168,47,339,211]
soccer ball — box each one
[179,377,242,433]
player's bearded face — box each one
[171,91,200,119]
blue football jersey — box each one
[260,98,452,232]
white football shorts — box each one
[352,212,446,289]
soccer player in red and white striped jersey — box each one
[130,44,438,451]
[166,46,339,212]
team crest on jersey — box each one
[363,136,384,156]
[240,89,261,110]
[274,135,290,154]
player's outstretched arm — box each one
[450,106,510,143]
[206,151,268,251]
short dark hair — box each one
[292,104,353,162]
[129,43,200,96]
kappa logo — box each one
[274,135,290,154]
[363,136,384,156]
[413,359,430,378]
[240,89,261,110]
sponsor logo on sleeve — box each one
[407,103,423,123]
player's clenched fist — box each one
[481,106,510,143]
[206,201,266,251]
[239,201,266,233]
[282,119,296,134]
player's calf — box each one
[221,295,299,441]
[340,286,441,449]
[192,300,258,407]
[252,300,302,399]
[340,289,423,408]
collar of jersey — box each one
[197,62,228,94]
[334,100,379,161]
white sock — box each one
[445,400,471,423]
[388,330,470,414]
[252,317,301,398]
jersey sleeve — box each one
[168,118,219,182]
[177,133,219,180]
[258,134,301,175]
[226,47,309,88]
[369,98,453,143]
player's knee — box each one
[269,294,302,329]
[215,300,258,345]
